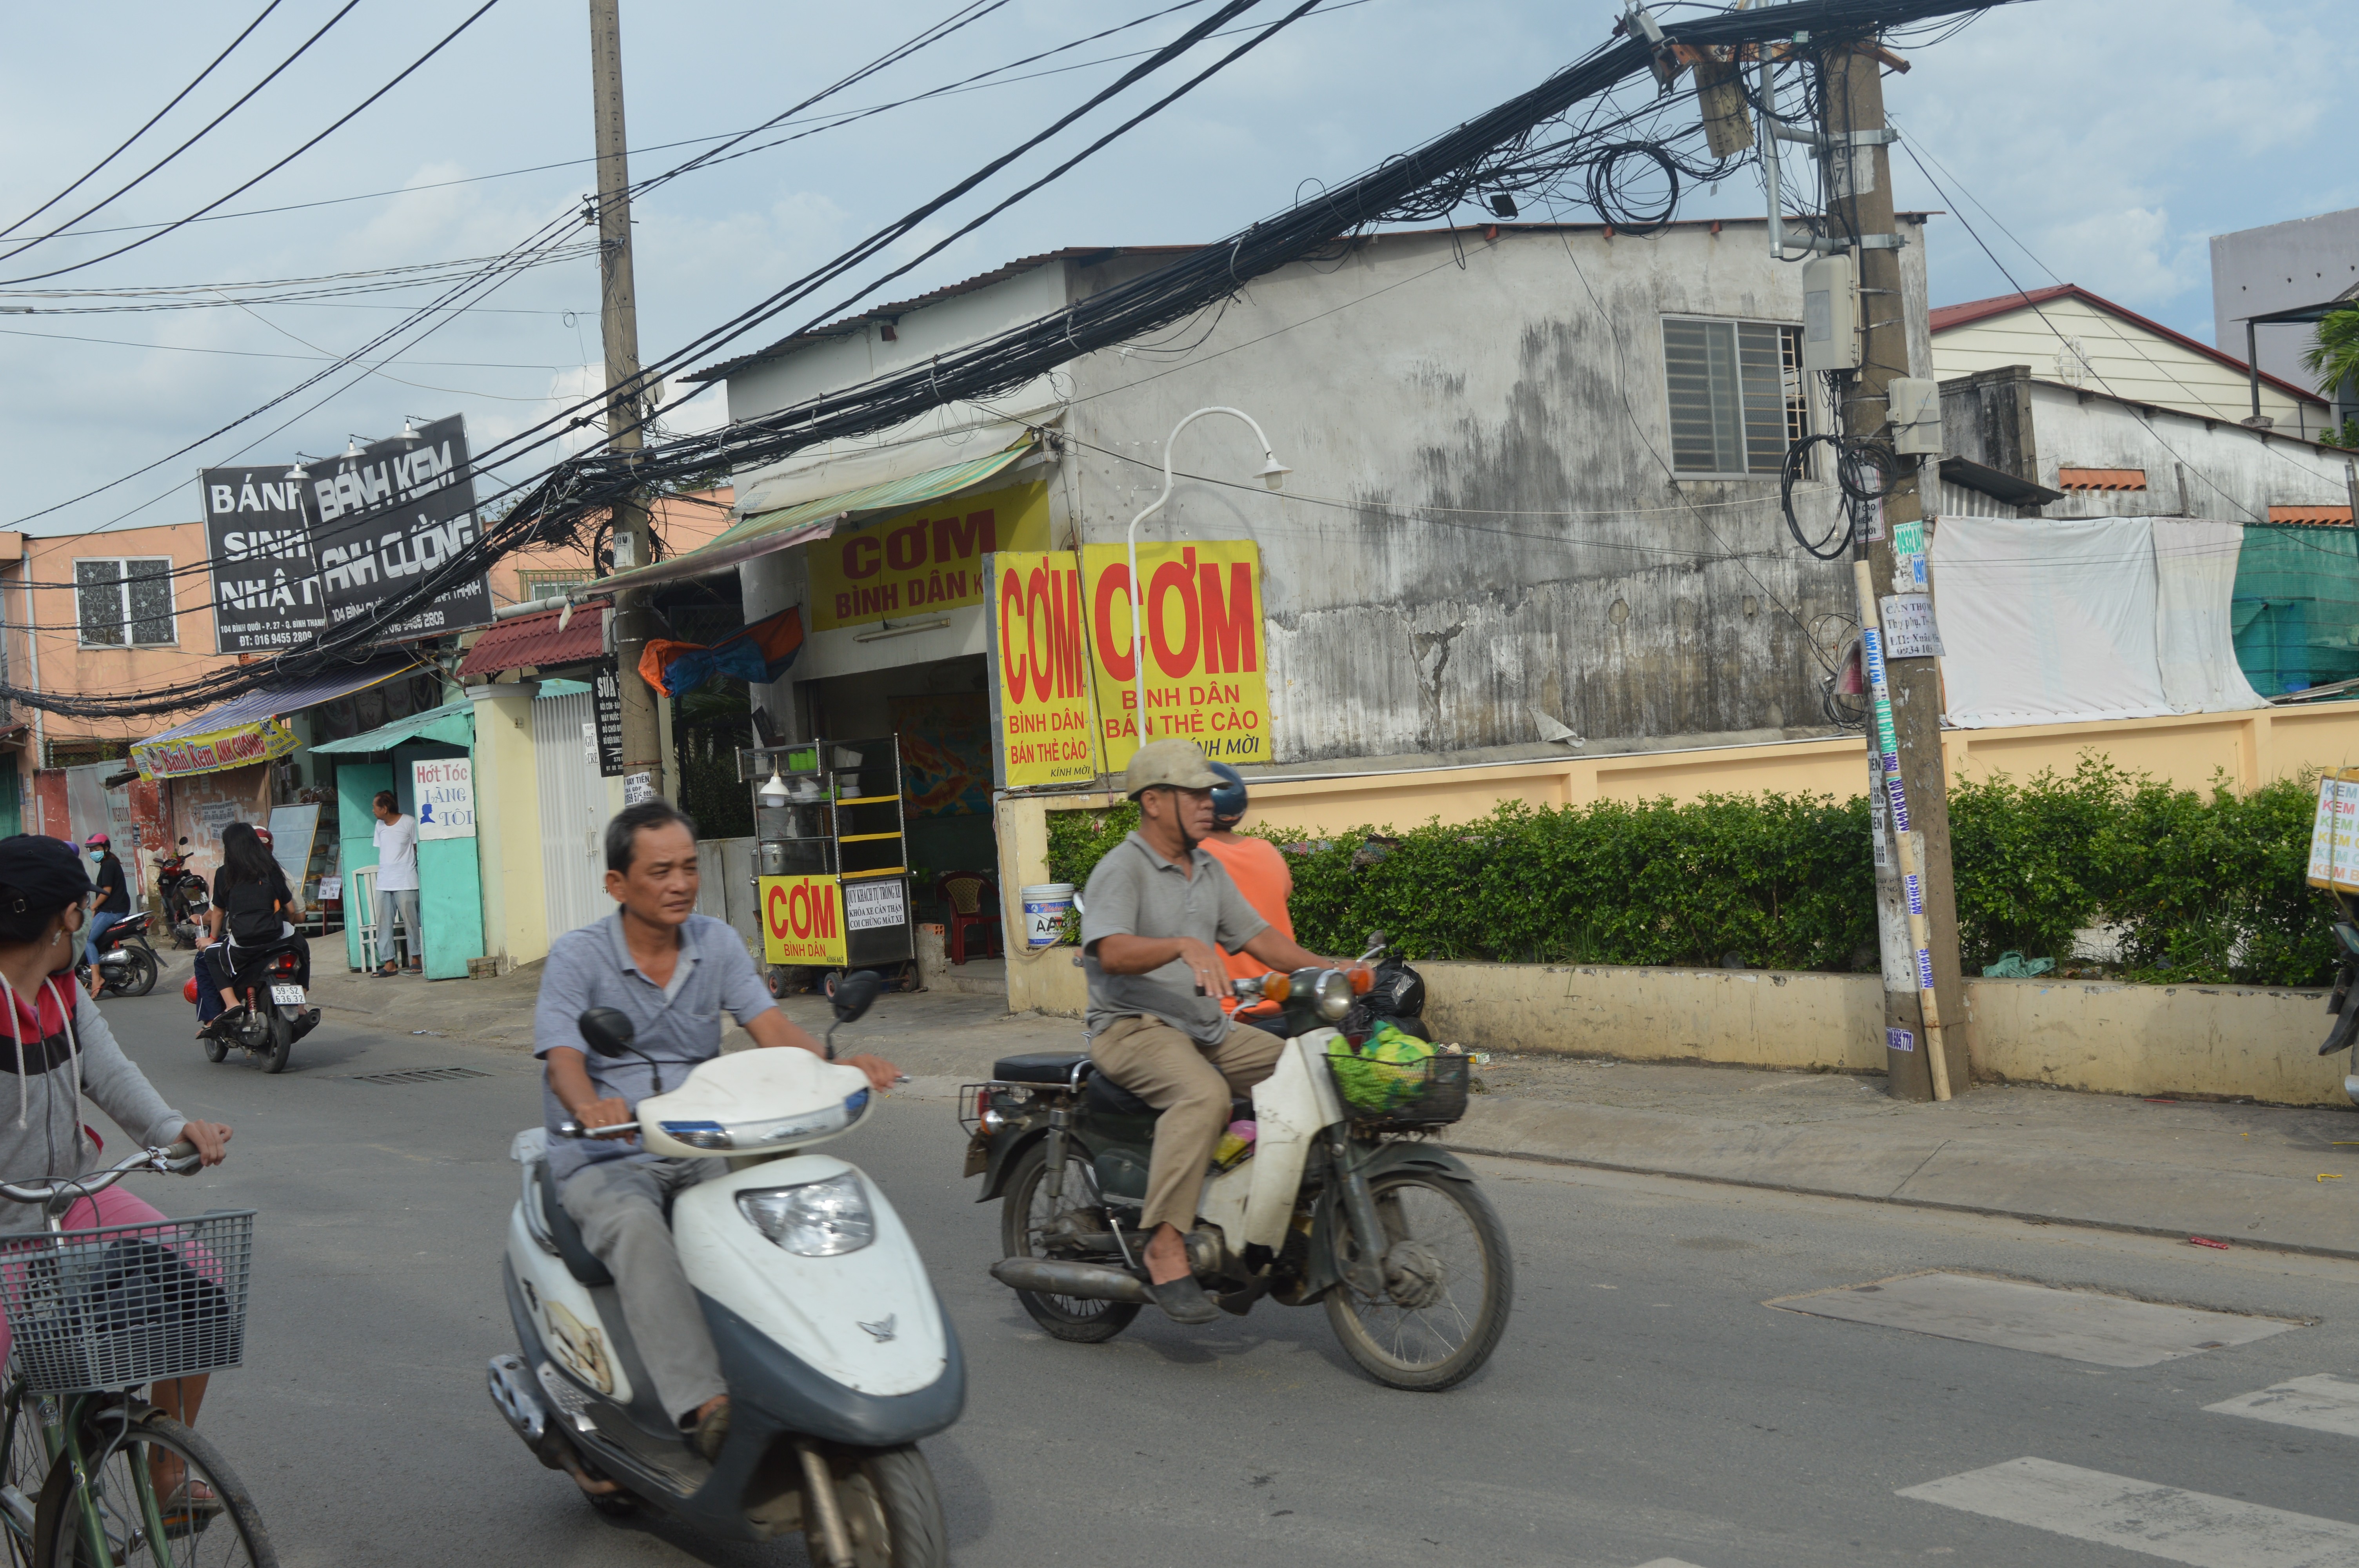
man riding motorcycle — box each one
[1081,740,1354,1325]
[533,798,901,1473]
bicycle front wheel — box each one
[33,1412,274,1568]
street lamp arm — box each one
[1121,406,1289,760]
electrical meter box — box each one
[1886,376,1942,456]
[1801,252,1861,372]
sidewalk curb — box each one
[1443,1140,2359,1267]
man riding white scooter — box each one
[534,798,901,1474]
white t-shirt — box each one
[373,814,420,892]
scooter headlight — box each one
[1310,968,1354,1021]
[660,1090,869,1152]
[736,1173,875,1256]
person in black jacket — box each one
[200,824,307,1028]
[81,833,130,998]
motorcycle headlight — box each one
[1311,968,1354,1021]
[736,1173,875,1256]
[660,1090,869,1152]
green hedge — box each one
[1042,760,2338,987]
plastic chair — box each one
[936,872,1001,964]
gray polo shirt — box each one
[1081,831,1268,1046]
[534,911,778,1184]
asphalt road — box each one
[74,976,2359,1568]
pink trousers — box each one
[0,1186,169,1370]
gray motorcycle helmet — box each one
[1208,761,1248,829]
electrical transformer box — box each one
[1801,252,1861,372]
[1886,377,1943,456]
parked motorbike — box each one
[201,936,320,1073]
[489,973,958,1564]
[158,837,209,949]
[966,935,1512,1391]
[80,911,159,998]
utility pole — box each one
[588,0,665,800]
[1825,40,1968,1102]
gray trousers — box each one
[559,1156,728,1426]
[375,887,419,968]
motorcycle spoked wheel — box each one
[998,1142,1140,1343]
[109,945,158,998]
[823,1444,947,1568]
[1323,1169,1514,1392]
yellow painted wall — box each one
[467,683,548,968]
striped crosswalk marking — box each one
[2207,1375,2359,1438]
[1899,1457,2359,1566]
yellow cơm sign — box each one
[807,481,1052,632]
[988,551,1100,789]
[1081,541,1272,773]
[760,874,847,966]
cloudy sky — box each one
[0,0,2347,538]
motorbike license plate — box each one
[270,984,306,1005]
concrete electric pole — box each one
[587,0,665,800]
[1823,40,1967,1102]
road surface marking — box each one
[1899,1457,2359,1566]
[1630,1561,1710,1567]
[1767,1271,2299,1367]
[2208,1375,2359,1437]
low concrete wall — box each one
[1011,952,2350,1107]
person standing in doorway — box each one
[371,791,420,976]
[82,834,130,998]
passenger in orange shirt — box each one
[1197,763,1295,1036]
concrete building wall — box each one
[1941,373,2353,523]
[1053,217,1932,765]
[1934,294,2324,431]
[2210,206,2359,390]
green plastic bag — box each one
[1327,1022,1435,1112]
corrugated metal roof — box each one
[309,698,474,753]
[1931,282,2330,407]
[574,440,1037,599]
[456,601,607,678]
[146,659,418,745]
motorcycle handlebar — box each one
[555,1120,640,1140]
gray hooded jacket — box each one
[0,974,184,1235]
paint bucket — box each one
[1020,883,1076,948]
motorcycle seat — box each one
[992,1052,1088,1085]
[534,1161,614,1288]
[1083,1069,1252,1125]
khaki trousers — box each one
[1090,1014,1283,1233]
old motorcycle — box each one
[964,936,1512,1391]
[489,972,958,1565]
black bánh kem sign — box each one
[305,415,493,640]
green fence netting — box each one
[2233,524,2359,696]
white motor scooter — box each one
[489,973,960,1566]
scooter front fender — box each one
[1301,1141,1485,1301]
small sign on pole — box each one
[1880,593,1945,660]
[623,771,655,806]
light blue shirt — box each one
[534,911,777,1184]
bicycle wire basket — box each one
[0,1211,254,1394]
[1325,1047,1470,1130]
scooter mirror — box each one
[832,970,884,1025]
[1366,929,1389,950]
[177,837,189,847]
[577,1007,637,1058]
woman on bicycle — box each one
[0,835,232,1505]
[200,822,307,1031]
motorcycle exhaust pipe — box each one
[488,1354,568,1470]
[990,1256,1152,1304]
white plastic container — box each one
[1020,883,1076,948]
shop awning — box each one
[457,600,608,679]
[132,659,419,782]
[309,698,474,754]
[575,438,1039,599]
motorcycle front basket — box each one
[1325,1047,1469,1130]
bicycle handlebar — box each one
[0,1141,199,1207]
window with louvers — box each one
[1663,318,1807,476]
[74,559,174,647]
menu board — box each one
[2308,770,2359,891]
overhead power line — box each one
[0,0,2011,722]
[0,0,505,287]
[0,0,291,242]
